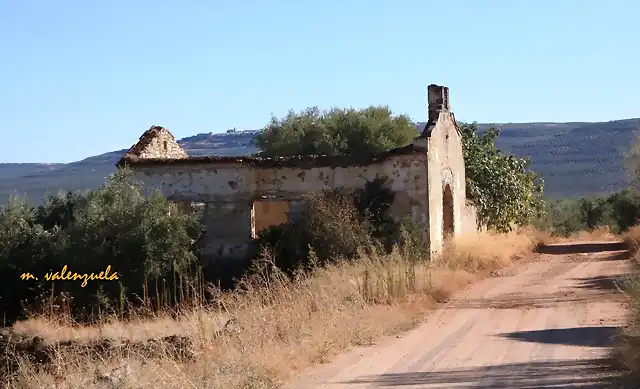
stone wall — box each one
[120,83,469,262]
[125,126,188,160]
[130,152,428,260]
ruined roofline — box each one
[116,83,456,168]
[116,143,423,169]
[121,125,179,159]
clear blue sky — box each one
[1,0,638,163]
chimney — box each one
[428,84,450,123]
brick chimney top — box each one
[428,84,450,112]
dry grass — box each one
[570,226,621,242]
[534,226,621,245]
[623,225,640,256]
[614,226,640,377]
[4,229,537,389]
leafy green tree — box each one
[460,123,544,232]
[255,106,417,157]
[255,105,545,232]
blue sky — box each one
[1,0,638,163]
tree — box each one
[254,105,544,233]
[460,123,544,232]
[254,106,417,158]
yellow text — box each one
[37,265,120,287]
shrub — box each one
[255,178,426,274]
[613,227,640,377]
[0,168,204,324]
[536,189,640,236]
[254,106,417,158]
[255,192,374,274]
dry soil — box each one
[287,241,634,389]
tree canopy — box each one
[254,106,417,158]
[460,123,544,232]
[254,106,545,232]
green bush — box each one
[254,106,417,159]
[255,191,373,274]
[537,189,640,236]
[0,168,203,325]
[254,178,426,275]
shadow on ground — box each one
[343,359,623,388]
[573,274,632,293]
[536,242,628,255]
[499,326,619,348]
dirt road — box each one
[288,241,635,389]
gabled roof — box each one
[121,125,173,159]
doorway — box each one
[442,184,454,239]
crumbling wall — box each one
[129,127,188,160]
[131,153,428,260]
[121,83,470,262]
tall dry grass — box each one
[4,229,537,389]
[533,226,621,246]
[614,226,640,377]
[623,226,640,256]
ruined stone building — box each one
[117,84,481,261]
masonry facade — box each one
[117,84,480,261]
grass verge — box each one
[613,226,640,379]
[534,226,621,246]
[3,229,537,389]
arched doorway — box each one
[442,184,454,240]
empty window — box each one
[163,140,168,151]
[251,200,291,238]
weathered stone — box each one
[121,125,188,161]
[117,84,484,260]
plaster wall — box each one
[121,83,475,262]
[131,154,428,260]
[426,109,467,255]
[462,201,487,234]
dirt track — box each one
[288,242,635,389]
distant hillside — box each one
[1,119,639,205]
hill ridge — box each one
[2,119,639,204]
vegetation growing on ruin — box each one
[2,105,639,388]
[254,106,417,158]
[0,189,537,388]
[255,178,426,275]
[255,106,547,233]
